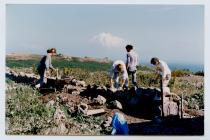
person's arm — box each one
[126,54,130,69]
[109,68,114,87]
[45,55,50,70]
[45,55,55,70]
[120,70,128,88]
[120,79,125,88]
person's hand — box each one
[110,84,114,89]
[165,74,170,80]
[118,86,123,91]
[45,70,50,77]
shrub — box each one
[194,71,204,76]
[171,69,193,77]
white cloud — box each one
[90,32,128,48]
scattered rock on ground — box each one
[93,95,107,105]
[110,100,123,110]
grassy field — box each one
[6,57,112,72]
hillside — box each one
[5,53,204,135]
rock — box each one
[6,67,11,74]
[65,101,74,114]
[54,107,66,125]
[19,72,25,77]
[110,100,123,110]
[93,95,107,105]
[57,94,68,102]
[86,108,105,116]
[163,97,179,116]
[76,80,86,87]
[105,116,112,125]
[183,112,194,118]
[25,73,35,78]
[71,79,77,86]
[71,79,86,87]
[197,110,204,116]
[72,91,81,95]
[165,93,181,102]
[97,86,107,91]
[78,103,88,115]
[193,104,199,110]
[46,100,55,108]
[94,125,100,129]
[102,116,112,128]
[82,98,89,104]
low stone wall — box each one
[6,67,181,118]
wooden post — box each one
[181,93,183,119]
[56,68,59,79]
[160,78,164,118]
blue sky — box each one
[6,4,204,65]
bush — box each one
[194,71,204,76]
[171,69,193,77]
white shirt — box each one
[157,60,171,78]
[110,60,128,80]
[126,50,139,71]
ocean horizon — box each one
[142,62,204,73]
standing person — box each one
[150,57,171,87]
[110,60,129,90]
[125,44,139,88]
[35,48,57,88]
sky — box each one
[6,4,204,65]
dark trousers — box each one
[127,70,137,87]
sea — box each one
[142,62,204,73]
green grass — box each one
[6,84,56,135]
[6,58,112,72]
[6,59,39,68]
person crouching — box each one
[110,60,129,90]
